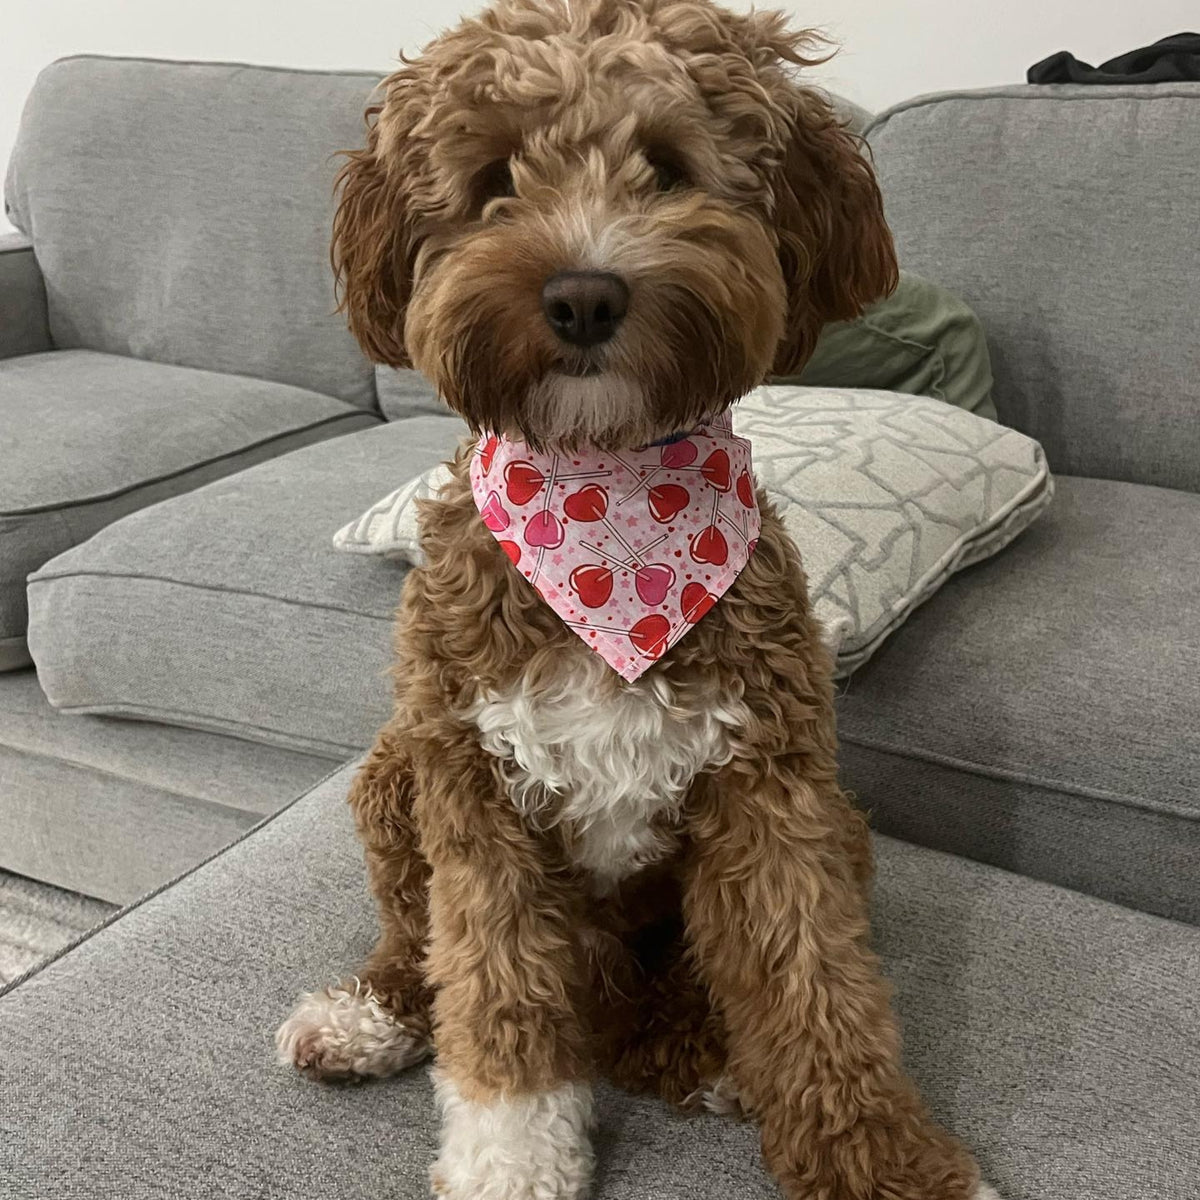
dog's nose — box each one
[541,271,629,347]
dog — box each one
[276,2,998,1198]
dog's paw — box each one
[430,1070,595,1199]
[275,979,430,1082]
[683,1072,745,1118]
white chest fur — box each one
[468,653,747,891]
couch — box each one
[1,57,1197,1199]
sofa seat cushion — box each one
[837,474,1200,924]
[0,670,334,904]
[1,349,379,668]
[2,761,1198,1198]
[27,416,463,757]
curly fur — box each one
[278,2,999,1198]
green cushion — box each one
[785,272,996,421]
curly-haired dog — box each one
[277,2,999,1197]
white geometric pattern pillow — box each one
[334,387,1053,677]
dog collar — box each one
[468,411,760,681]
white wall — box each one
[3,0,1195,232]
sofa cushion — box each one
[27,417,463,757]
[867,83,1200,492]
[837,474,1200,925]
[0,670,334,904]
[4,56,381,408]
[1,350,378,668]
[2,760,1198,1198]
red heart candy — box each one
[635,563,675,606]
[647,483,689,523]
[570,564,613,609]
[691,524,728,566]
[563,484,609,522]
[700,449,731,491]
[498,540,521,566]
[479,490,509,532]
[747,537,758,556]
[660,439,698,469]
[480,435,500,474]
[628,614,671,658]
[736,469,755,508]
[681,582,717,624]
[524,510,564,549]
[504,461,545,505]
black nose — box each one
[541,271,629,347]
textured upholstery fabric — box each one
[1,349,378,659]
[28,417,463,756]
[837,474,1200,924]
[780,273,997,420]
[0,671,332,903]
[0,232,50,361]
[1,761,1197,1198]
[4,56,380,408]
[867,84,1200,492]
[374,366,452,421]
[335,390,1052,675]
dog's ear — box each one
[769,88,898,375]
[332,91,420,368]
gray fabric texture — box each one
[27,417,463,757]
[374,366,451,421]
[4,56,381,408]
[0,670,333,904]
[0,232,50,361]
[1,760,1197,1198]
[837,474,1200,925]
[866,84,1200,492]
[1,349,378,655]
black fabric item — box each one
[1028,32,1200,84]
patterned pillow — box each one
[334,387,1053,676]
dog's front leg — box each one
[683,763,984,1200]
[415,742,594,1200]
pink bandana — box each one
[469,412,760,681]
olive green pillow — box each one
[784,272,997,421]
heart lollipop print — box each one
[480,434,500,474]
[660,439,698,468]
[681,582,718,623]
[505,461,545,505]
[563,484,608,522]
[736,469,755,508]
[647,483,690,524]
[691,524,728,566]
[700,449,731,491]
[634,563,675,606]
[479,490,509,532]
[629,614,671,658]
[524,510,564,549]
[570,564,614,609]
[498,540,521,566]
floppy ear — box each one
[769,89,899,376]
[331,95,419,368]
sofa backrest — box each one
[4,56,381,409]
[867,83,1200,493]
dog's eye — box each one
[478,159,516,202]
[645,150,688,193]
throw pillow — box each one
[334,387,1052,676]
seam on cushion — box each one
[27,569,395,624]
[865,84,1200,139]
[46,700,362,759]
[0,757,355,999]
[0,244,35,257]
[0,737,296,820]
[47,53,388,81]
[839,731,1200,823]
[3,410,377,517]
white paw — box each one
[274,980,430,1081]
[430,1070,595,1199]
[684,1072,745,1117]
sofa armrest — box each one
[0,231,52,359]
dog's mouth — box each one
[554,356,604,379]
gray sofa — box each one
[1,57,1198,1199]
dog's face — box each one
[335,0,896,450]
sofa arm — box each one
[0,231,52,359]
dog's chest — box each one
[469,654,745,892]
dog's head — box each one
[335,0,896,450]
